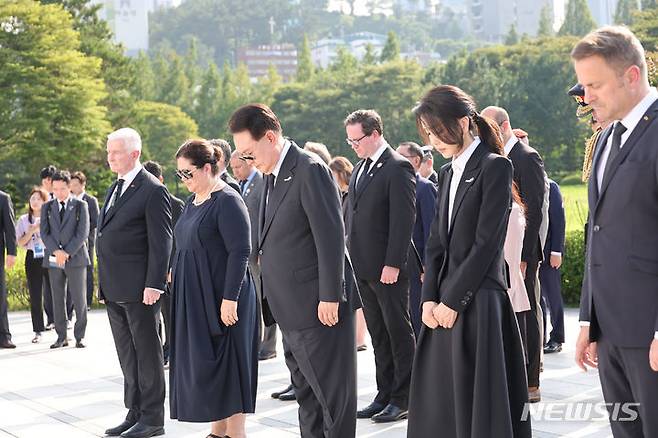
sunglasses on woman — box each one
[175,167,200,180]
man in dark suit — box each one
[70,171,99,310]
[345,110,416,423]
[143,160,184,367]
[210,138,241,192]
[229,150,276,360]
[573,26,658,437]
[419,145,438,187]
[396,142,437,337]
[0,190,17,349]
[482,105,546,402]
[541,179,566,354]
[40,170,90,349]
[98,128,172,438]
[230,103,358,438]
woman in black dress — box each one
[407,85,531,438]
[170,139,258,438]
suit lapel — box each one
[354,147,392,204]
[61,199,76,228]
[448,143,486,236]
[101,170,145,227]
[348,160,363,208]
[438,167,451,247]
[99,180,118,229]
[259,144,299,246]
[51,200,62,229]
[589,126,613,210]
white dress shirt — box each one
[448,137,481,230]
[355,142,389,187]
[503,134,518,156]
[596,87,658,191]
[106,163,143,213]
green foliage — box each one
[380,31,400,62]
[505,24,519,45]
[297,35,315,82]
[0,0,111,201]
[537,4,553,37]
[614,0,639,25]
[559,0,597,37]
[631,6,658,51]
[363,43,378,65]
[562,230,585,306]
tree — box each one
[537,4,553,37]
[193,62,222,138]
[258,64,283,103]
[559,0,597,37]
[131,51,156,101]
[363,43,378,65]
[297,34,315,82]
[0,0,111,200]
[505,24,519,45]
[158,53,191,111]
[615,0,639,25]
[380,31,400,62]
[631,6,658,51]
[642,0,657,8]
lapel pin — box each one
[284,176,292,182]
[465,177,474,183]
[644,116,649,121]
[377,162,383,168]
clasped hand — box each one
[422,301,458,329]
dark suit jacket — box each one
[40,197,90,268]
[422,143,512,312]
[413,174,437,264]
[241,170,264,266]
[580,100,658,347]
[0,191,17,261]
[82,193,99,233]
[428,170,439,187]
[220,171,241,193]
[258,142,350,331]
[97,169,172,302]
[347,146,416,280]
[168,194,185,271]
[543,179,565,261]
[508,141,545,263]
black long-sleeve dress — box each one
[169,188,258,422]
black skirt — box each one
[407,288,532,438]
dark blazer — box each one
[97,169,173,302]
[40,197,90,268]
[413,174,437,264]
[168,194,185,270]
[220,171,241,193]
[580,100,658,347]
[347,146,416,280]
[508,141,545,263]
[422,143,512,312]
[82,193,99,233]
[428,170,439,188]
[258,142,350,331]
[0,191,16,260]
[241,170,265,265]
[543,179,565,261]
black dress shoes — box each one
[271,384,293,399]
[544,340,562,354]
[120,422,164,438]
[278,387,296,401]
[258,350,277,360]
[105,419,137,436]
[357,401,386,419]
[76,340,86,348]
[50,339,69,349]
[0,339,16,349]
[371,404,408,423]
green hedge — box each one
[561,229,585,307]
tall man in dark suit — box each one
[396,142,437,337]
[0,190,17,349]
[210,138,241,192]
[541,179,566,354]
[482,105,546,402]
[573,26,658,438]
[142,160,184,367]
[98,128,172,438]
[70,171,99,309]
[229,150,275,360]
[230,103,358,438]
[345,110,416,423]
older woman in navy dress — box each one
[170,139,258,438]
[407,86,531,438]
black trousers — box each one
[252,261,277,355]
[160,292,170,359]
[0,258,10,343]
[523,259,542,388]
[358,274,415,409]
[25,250,46,333]
[598,335,658,438]
[106,300,165,426]
[283,311,357,438]
[540,263,565,344]
[85,235,95,307]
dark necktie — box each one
[356,158,372,194]
[239,179,247,194]
[110,179,125,210]
[260,174,276,234]
[603,122,627,180]
[59,201,66,222]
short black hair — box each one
[71,171,87,185]
[51,170,71,184]
[40,165,57,180]
[344,109,384,136]
[143,160,163,179]
[398,141,424,160]
[228,103,282,139]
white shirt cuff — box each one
[654,331,658,340]
[579,321,591,327]
[551,251,562,257]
